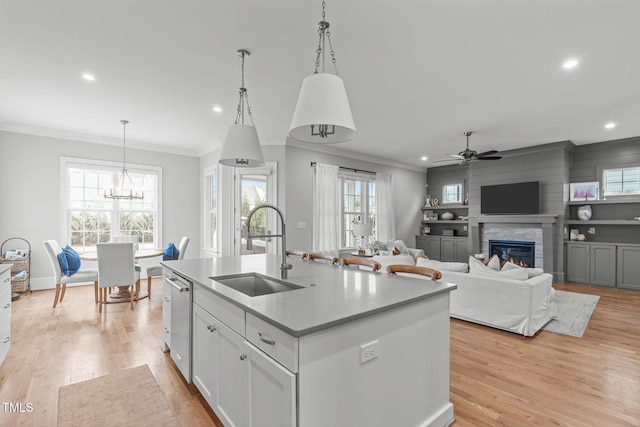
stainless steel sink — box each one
[210,273,304,297]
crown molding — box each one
[1,122,200,157]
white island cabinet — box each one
[0,265,12,366]
[164,254,456,427]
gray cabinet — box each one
[416,235,468,262]
[616,245,640,291]
[416,235,441,259]
[566,242,616,287]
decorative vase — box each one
[441,212,454,220]
[577,205,592,221]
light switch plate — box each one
[296,222,306,229]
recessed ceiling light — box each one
[421,156,428,161]
[605,122,617,129]
[82,73,96,81]
[213,105,222,113]
[562,59,579,70]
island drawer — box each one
[193,286,245,336]
[246,313,298,373]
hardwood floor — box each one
[0,280,638,426]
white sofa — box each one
[417,257,557,337]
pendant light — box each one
[104,120,144,200]
[289,1,356,144]
[219,49,265,167]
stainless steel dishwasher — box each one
[164,271,192,382]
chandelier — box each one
[289,1,356,144]
[104,120,144,200]
[219,49,265,167]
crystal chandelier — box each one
[289,1,356,144]
[219,49,265,167]
[104,120,144,200]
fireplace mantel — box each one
[470,215,557,225]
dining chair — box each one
[145,236,189,296]
[97,243,141,312]
[43,240,99,308]
[306,252,339,265]
[386,264,443,281]
[341,257,382,272]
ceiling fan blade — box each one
[476,150,499,157]
[446,153,465,159]
[478,156,502,160]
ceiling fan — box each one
[436,131,502,165]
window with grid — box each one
[63,158,160,252]
[341,172,376,248]
[603,167,640,198]
[442,183,463,204]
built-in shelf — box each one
[566,220,640,225]
[421,220,468,224]
[568,199,640,206]
[422,205,469,210]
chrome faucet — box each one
[245,204,292,279]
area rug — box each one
[542,290,600,338]
[58,364,179,427]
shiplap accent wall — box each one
[428,141,572,281]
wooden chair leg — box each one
[59,284,67,303]
[53,284,61,308]
[99,288,104,313]
[147,276,152,298]
[94,281,98,304]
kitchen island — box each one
[162,254,456,427]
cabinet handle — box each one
[163,297,170,302]
[239,354,247,361]
[206,324,216,332]
[258,332,276,345]
[164,327,170,334]
[2,337,9,344]
[3,278,9,283]
[3,304,9,309]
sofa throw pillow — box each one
[163,242,180,261]
[484,254,501,270]
[57,245,81,276]
[469,256,528,280]
[373,240,388,253]
[393,240,410,255]
[501,261,545,278]
[417,257,469,273]
[392,247,401,255]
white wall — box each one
[0,130,200,290]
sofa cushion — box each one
[468,256,529,280]
[417,257,469,272]
[484,254,501,270]
[501,261,545,278]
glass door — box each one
[234,164,277,256]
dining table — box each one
[79,248,164,301]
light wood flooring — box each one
[0,281,638,426]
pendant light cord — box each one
[314,1,339,76]
[235,50,256,127]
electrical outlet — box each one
[588,227,596,234]
[297,222,306,229]
[360,340,379,364]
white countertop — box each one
[162,254,456,337]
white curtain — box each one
[375,171,396,241]
[312,163,341,254]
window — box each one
[62,158,161,252]
[204,167,218,253]
[442,183,463,204]
[341,172,375,248]
[603,167,640,197]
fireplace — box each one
[488,240,535,268]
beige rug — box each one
[58,364,179,427]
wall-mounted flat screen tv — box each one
[480,181,539,214]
